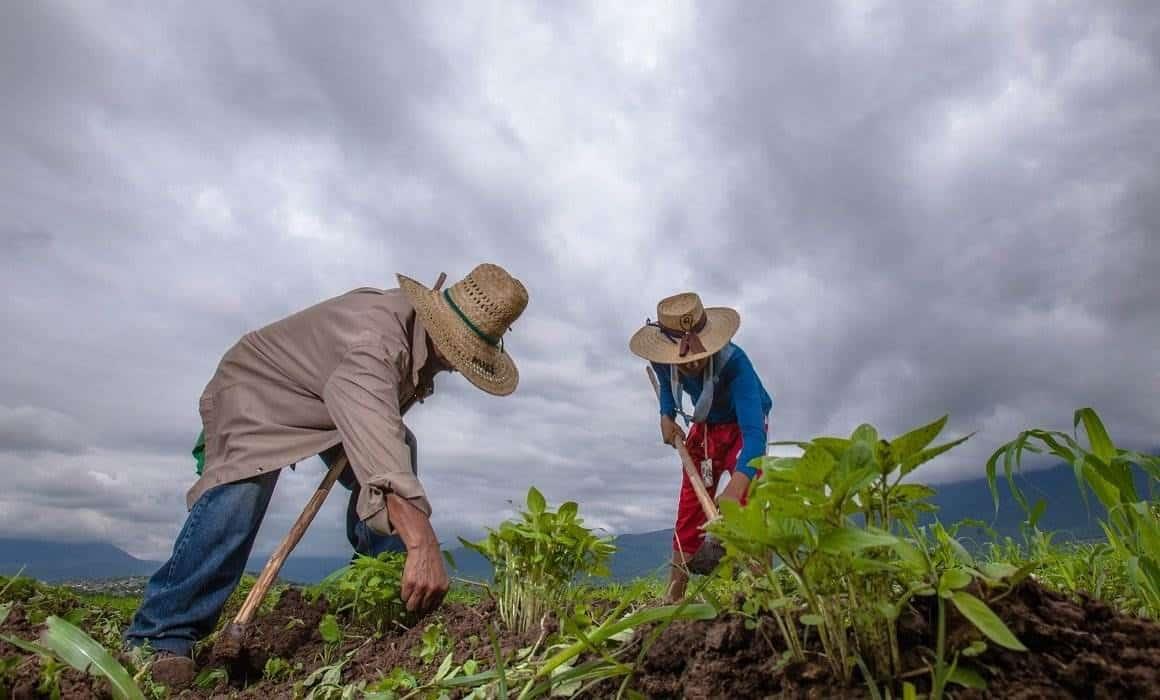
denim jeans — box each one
[124,431,416,656]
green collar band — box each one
[443,288,501,348]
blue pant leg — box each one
[328,428,417,558]
[124,470,280,656]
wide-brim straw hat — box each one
[398,263,528,396]
[629,292,740,364]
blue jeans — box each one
[124,432,416,656]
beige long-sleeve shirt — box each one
[187,287,435,535]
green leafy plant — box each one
[709,417,967,681]
[193,667,228,690]
[895,522,1030,697]
[988,407,1160,616]
[264,656,300,683]
[413,622,449,665]
[315,552,407,632]
[461,487,616,634]
[0,615,146,700]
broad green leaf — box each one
[1074,407,1115,463]
[892,540,928,575]
[800,614,824,626]
[979,562,1017,581]
[902,682,917,700]
[40,616,146,700]
[893,484,937,503]
[900,433,972,476]
[948,665,987,689]
[888,415,948,461]
[558,501,578,519]
[319,614,341,644]
[812,437,852,460]
[962,640,988,657]
[850,424,879,445]
[939,568,973,594]
[949,592,1027,651]
[798,445,836,484]
[818,527,898,554]
[527,487,546,514]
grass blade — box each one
[40,615,146,700]
[536,603,716,679]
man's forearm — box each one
[385,492,440,550]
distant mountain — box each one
[3,462,1151,585]
[0,539,161,581]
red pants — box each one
[672,422,750,556]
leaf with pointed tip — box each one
[948,665,987,689]
[818,527,899,555]
[889,415,949,462]
[950,592,1027,651]
[900,432,972,476]
[40,616,146,700]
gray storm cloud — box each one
[1,1,1156,560]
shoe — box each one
[150,651,196,689]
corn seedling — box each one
[988,407,1160,616]
[461,487,616,634]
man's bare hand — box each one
[386,493,450,614]
[660,415,686,447]
[401,543,450,614]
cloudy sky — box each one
[2,1,1157,562]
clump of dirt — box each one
[617,579,1160,699]
[1,604,113,700]
[956,581,1160,699]
[203,588,328,683]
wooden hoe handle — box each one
[232,454,348,626]
[646,366,719,522]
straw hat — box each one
[629,292,740,364]
[398,263,528,396]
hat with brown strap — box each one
[398,263,528,396]
[629,292,740,365]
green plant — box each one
[413,622,449,665]
[193,667,228,690]
[895,522,1030,698]
[0,615,146,700]
[315,552,407,631]
[988,407,1160,616]
[263,656,299,683]
[461,487,616,634]
[709,417,968,682]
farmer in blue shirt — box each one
[630,292,772,601]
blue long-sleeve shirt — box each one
[652,343,772,479]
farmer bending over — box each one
[125,264,529,686]
[630,292,772,602]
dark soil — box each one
[6,580,1160,699]
[0,604,112,700]
[617,580,1160,699]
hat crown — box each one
[657,292,706,332]
[446,263,528,340]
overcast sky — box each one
[2,1,1157,561]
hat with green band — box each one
[398,263,528,396]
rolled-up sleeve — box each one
[323,343,431,535]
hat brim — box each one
[398,274,519,396]
[628,307,740,364]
